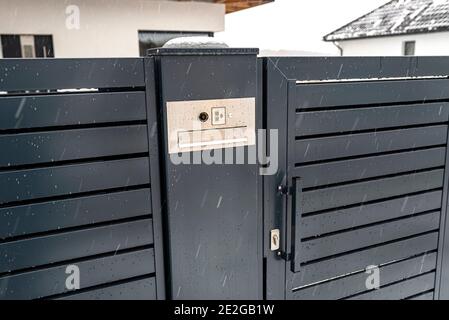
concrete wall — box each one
[0,0,225,58]
[336,31,449,56]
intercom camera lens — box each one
[199,112,209,122]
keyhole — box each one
[273,234,279,246]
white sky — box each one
[216,0,390,55]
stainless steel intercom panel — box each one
[166,97,256,153]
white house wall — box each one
[0,0,225,58]
[337,31,449,56]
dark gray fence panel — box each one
[300,191,442,238]
[289,72,448,295]
[295,125,447,164]
[293,232,438,288]
[0,249,154,300]
[295,79,449,109]
[0,58,145,91]
[0,58,163,300]
[265,56,449,81]
[264,56,449,300]
[302,169,444,213]
[295,148,446,189]
[0,92,147,130]
[0,219,153,273]
[300,212,440,263]
[58,277,157,300]
[291,252,436,300]
[0,188,152,239]
[0,158,150,204]
[296,102,449,137]
[409,291,435,300]
[348,272,435,300]
[0,126,149,167]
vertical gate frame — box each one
[436,124,449,299]
[263,57,290,299]
[144,57,166,300]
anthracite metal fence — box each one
[2,52,449,300]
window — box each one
[1,35,54,58]
[138,31,213,56]
[34,35,54,58]
[403,41,415,56]
[20,35,35,58]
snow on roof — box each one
[324,0,449,41]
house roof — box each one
[177,0,274,13]
[324,0,449,41]
[217,0,274,13]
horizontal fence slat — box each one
[295,102,449,137]
[0,157,150,205]
[294,232,438,287]
[348,272,435,300]
[291,252,436,299]
[295,125,448,164]
[0,92,146,130]
[267,56,449,81]
[300,212,440,263]
[0,158,150,204]
[409,291,434,300]
[295,79,449,109]
[0,188,152,240]
[302,169,444,213]
[295,148,446,189]
[0,125,149,168]
[0,58,144,91]
[300,191,442,238]
[0,248,154,300]
[0,219,153,273]
[57,277,156,300]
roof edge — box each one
[323,0,396,42]
[324,25,449,42]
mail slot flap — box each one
[178,128,251,149]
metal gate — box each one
[4,53,449,300]
[264,56,449,300]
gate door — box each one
[264,57,449,300]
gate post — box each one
[148,47,262,299]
